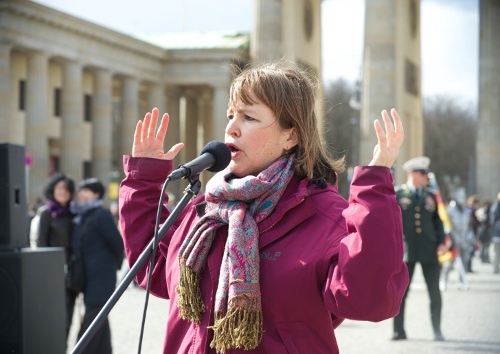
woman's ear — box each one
[286,128,299,150]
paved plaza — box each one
[68,253,500,354]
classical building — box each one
[0,0,324,205]
[0,0,249,204]
[2,0,498,204]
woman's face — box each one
[53,180,71,206]
[225,97,297,177]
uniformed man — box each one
[392,156,446,341]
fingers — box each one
[155,112,170,143]
[373,117,387,150]
[140,111,151,143]
[381,110,395,143]
[148,108,159,139]
[133,120,143,148]
[165,142,185,160]
[390,108,404,141]
[368,108,404,167]
[137,108,167,142]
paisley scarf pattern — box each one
[176,154,295,353]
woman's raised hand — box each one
[368,109,404,168]
[132,108,184,160]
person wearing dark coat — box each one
[34,173,77,341]
[72,178,124,354]
[392,156,446,342]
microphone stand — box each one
[71,176,202,354]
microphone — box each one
[167,141,231,180]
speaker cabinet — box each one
[0,248,66,353]
[0,143,28,249]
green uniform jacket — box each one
[396,184,445,264]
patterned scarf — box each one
[176,154,295,353]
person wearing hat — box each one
[71,178,124,353]
[392,156,446,341]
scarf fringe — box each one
[175,258,205,323]
[209,295,263,353]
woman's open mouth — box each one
[226,143,240,157]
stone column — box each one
[165,86,181,156]
[165,87,182,198]
[196,88,213,150]
[251,0,283,61]
[60,60,83,181]
[148,83,165,114]
[120,76,139,157]
[211,85,229,142]
[197,88,213,186]
[477,0,500,200]
[26,51,49,202]
[92,68,113,189]
[0,45,10,142]
[361,0,422,184]
[182,89,199,163]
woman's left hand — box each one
[368,108,404,168]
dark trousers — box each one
[66,289,78,339]
[77,303,112,354]
[393,262,442,335]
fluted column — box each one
[165,87,182,198]
[197,88,213,186]
[0,45,10,142]
[26,51,49,202]
[182,89,199,164]
[92,69,113,189]
[165,87,181,149]
[120,76,139,157]
[148,83,165,114]
[60,60,83,181]
[212,85,229,142]
[197,88,213,150]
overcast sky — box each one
[32,0,479,107]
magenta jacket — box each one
[119,156,409,353]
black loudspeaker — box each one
[0,248,66,353]
[0,143,28,249]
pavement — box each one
[67,252,500,354]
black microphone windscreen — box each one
[200,141,231,172]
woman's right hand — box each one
[132,108,184,160]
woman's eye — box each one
[244,115,255,121]
[227,115,234,120]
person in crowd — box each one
[72,178,124,354]
[465,195,480,272]
[392,156,446,341]
[118,60,409,354]
[442,189,473,291]
[33,173,77,340]
[476,200,493,263]
[27,197,44,245]
[492,192,500,274]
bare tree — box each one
[423,95,477,199]
[323,79,354,198]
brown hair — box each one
[228,60,345,184]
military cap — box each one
[402,156,430,173]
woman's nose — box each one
[225,117,240,137]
